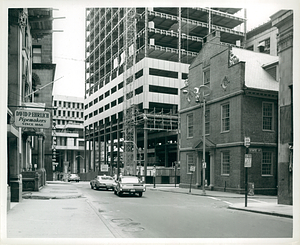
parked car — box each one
[114,176,146,197]
[68,173,80,182]
[90,175,115,190]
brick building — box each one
[179,31,279,194]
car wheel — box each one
[114,189,117,195]
[90,184,93,189]
[138,192,143,197]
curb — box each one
[228,206,293,219]
[22,193,83,200]
[149,188,248,198]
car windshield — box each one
[121,177,139,184]
[70,174,77,177]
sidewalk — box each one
[7,181,117,238]
[147,184,293,219]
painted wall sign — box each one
[15,109,51,128]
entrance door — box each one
[205,152,210,186]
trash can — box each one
[248,182,254,196]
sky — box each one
[48,1,294,98]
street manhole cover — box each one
[111,218,132,223]
[122,227,145,232]
[118,222,141,227]
[62,207,77,210]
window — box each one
[203,69,210,87]
[187,154,194,173]
[187,113,193,138]
[221,151,230,175]
[111,86,117,94]
[221,103,230,132]
[258,38,270,54]
[111,100,117,107]
[149,85,177,95]
[262,152,273,175]
[149,68,178,79]
[263,102,273,130]
[118,96,124,104]
[32,46,42,63]
[135,69,143,79]
[63,111,66,117]
[182,73,188,80]
[205,108,210,135]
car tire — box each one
[138,192,143,197]
[114,189,117,195]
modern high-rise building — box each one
[52,95,85,180]
[84,8,246,181]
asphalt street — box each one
[6,181,293,240]
[79,182,292,238]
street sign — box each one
[244,154,252,167]
[190,165,196,172]
[101,164,109,172]
[15,109,51,128]
[244,137,251,147]
[202,161,206,169]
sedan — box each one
[68,174,80,182]
[90,175,115,190]
[114,176,146,197]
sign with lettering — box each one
[244,154,252,168]
[15,110,51,128]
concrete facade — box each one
[179,31,279,195]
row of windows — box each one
[54,120,82,126]
[86,68,188,109]
[85,84,178,120]
[54,110,84,118]
[54,100,84,109]
[186,102,274,137]
[187,151,273,176]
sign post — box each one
[244,137,251,207]
[189,165,195,193]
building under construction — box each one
[84,8,246,181]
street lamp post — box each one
[183,84,211,195]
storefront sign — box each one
[15,109,51,128]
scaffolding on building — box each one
[123,8,137,175]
